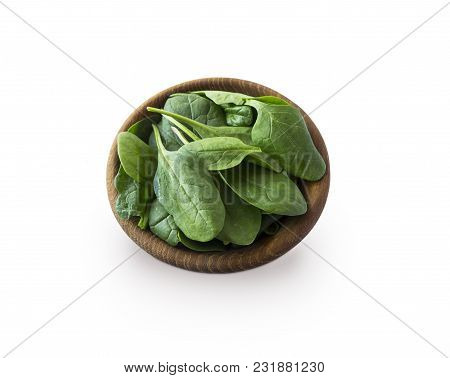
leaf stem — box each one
[171,127,190,145]
[162,115,200,141]
[152,123,166,153]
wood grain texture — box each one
[106,78,330,273]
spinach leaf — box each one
[114,166,151,229]
[153,171,160,197]
[223,104,254,127]
[117,117,157,178]
[157,118,182,152]
[179,137,261,171]
[178,232,226,252]
[137,207,150,229]
[115,119,157,229]
[252,96,289,105]
[148,129,158,154]
[114,165,134,194]
[114,166,141,219]
[168,93,227,124]
[152,125,225,242]
[163,115,199,142]
[127,117,153,142]
[244,99,326,181]
[193,90,248,105]
[162,118,271,176]
[159,93,226,151]
[148,198,226,250]
[115,190,140,219]
[149,199,179,246]
[116,117,157,181]
[171,126,190,145]
[216,179,261,245]
[194,91,289,107]
[148,107,253,143]
[117,132,158,183]
[246,152,283,173]
[219,164,307,216]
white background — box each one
[0,0,449,376]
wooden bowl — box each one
[106,78,330,273]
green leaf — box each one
[115,122,157,228]
[157,120,182,152]
[149,199,179,246]
[216,179,261,245]
[152,125,225,242]
[117,117,157,185]
[168,93,227,124]
[162,115,199,141]
[178,232,226,252]
[246,152,283,173]
[115,174,141,219]
[179,137,261,171]
[127,118,153,142]
[159,93,226,150]
[117,132,158,183]
[223,105,254,127]
[137,206,150,229]
[114,166,151,228]
[252,96,289,105]
[148,199,227,251]
[148,107,252,143]
[244,99,326,181]
[148,130,158,153]
[219,164,307,216]
[116,117,156,191]
[116,191,139,219]
[114,165,135,194]
[193,90,248,105]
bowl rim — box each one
[106,77,330,273]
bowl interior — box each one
[106,78,330,273]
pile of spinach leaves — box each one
[114,91,326,252]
